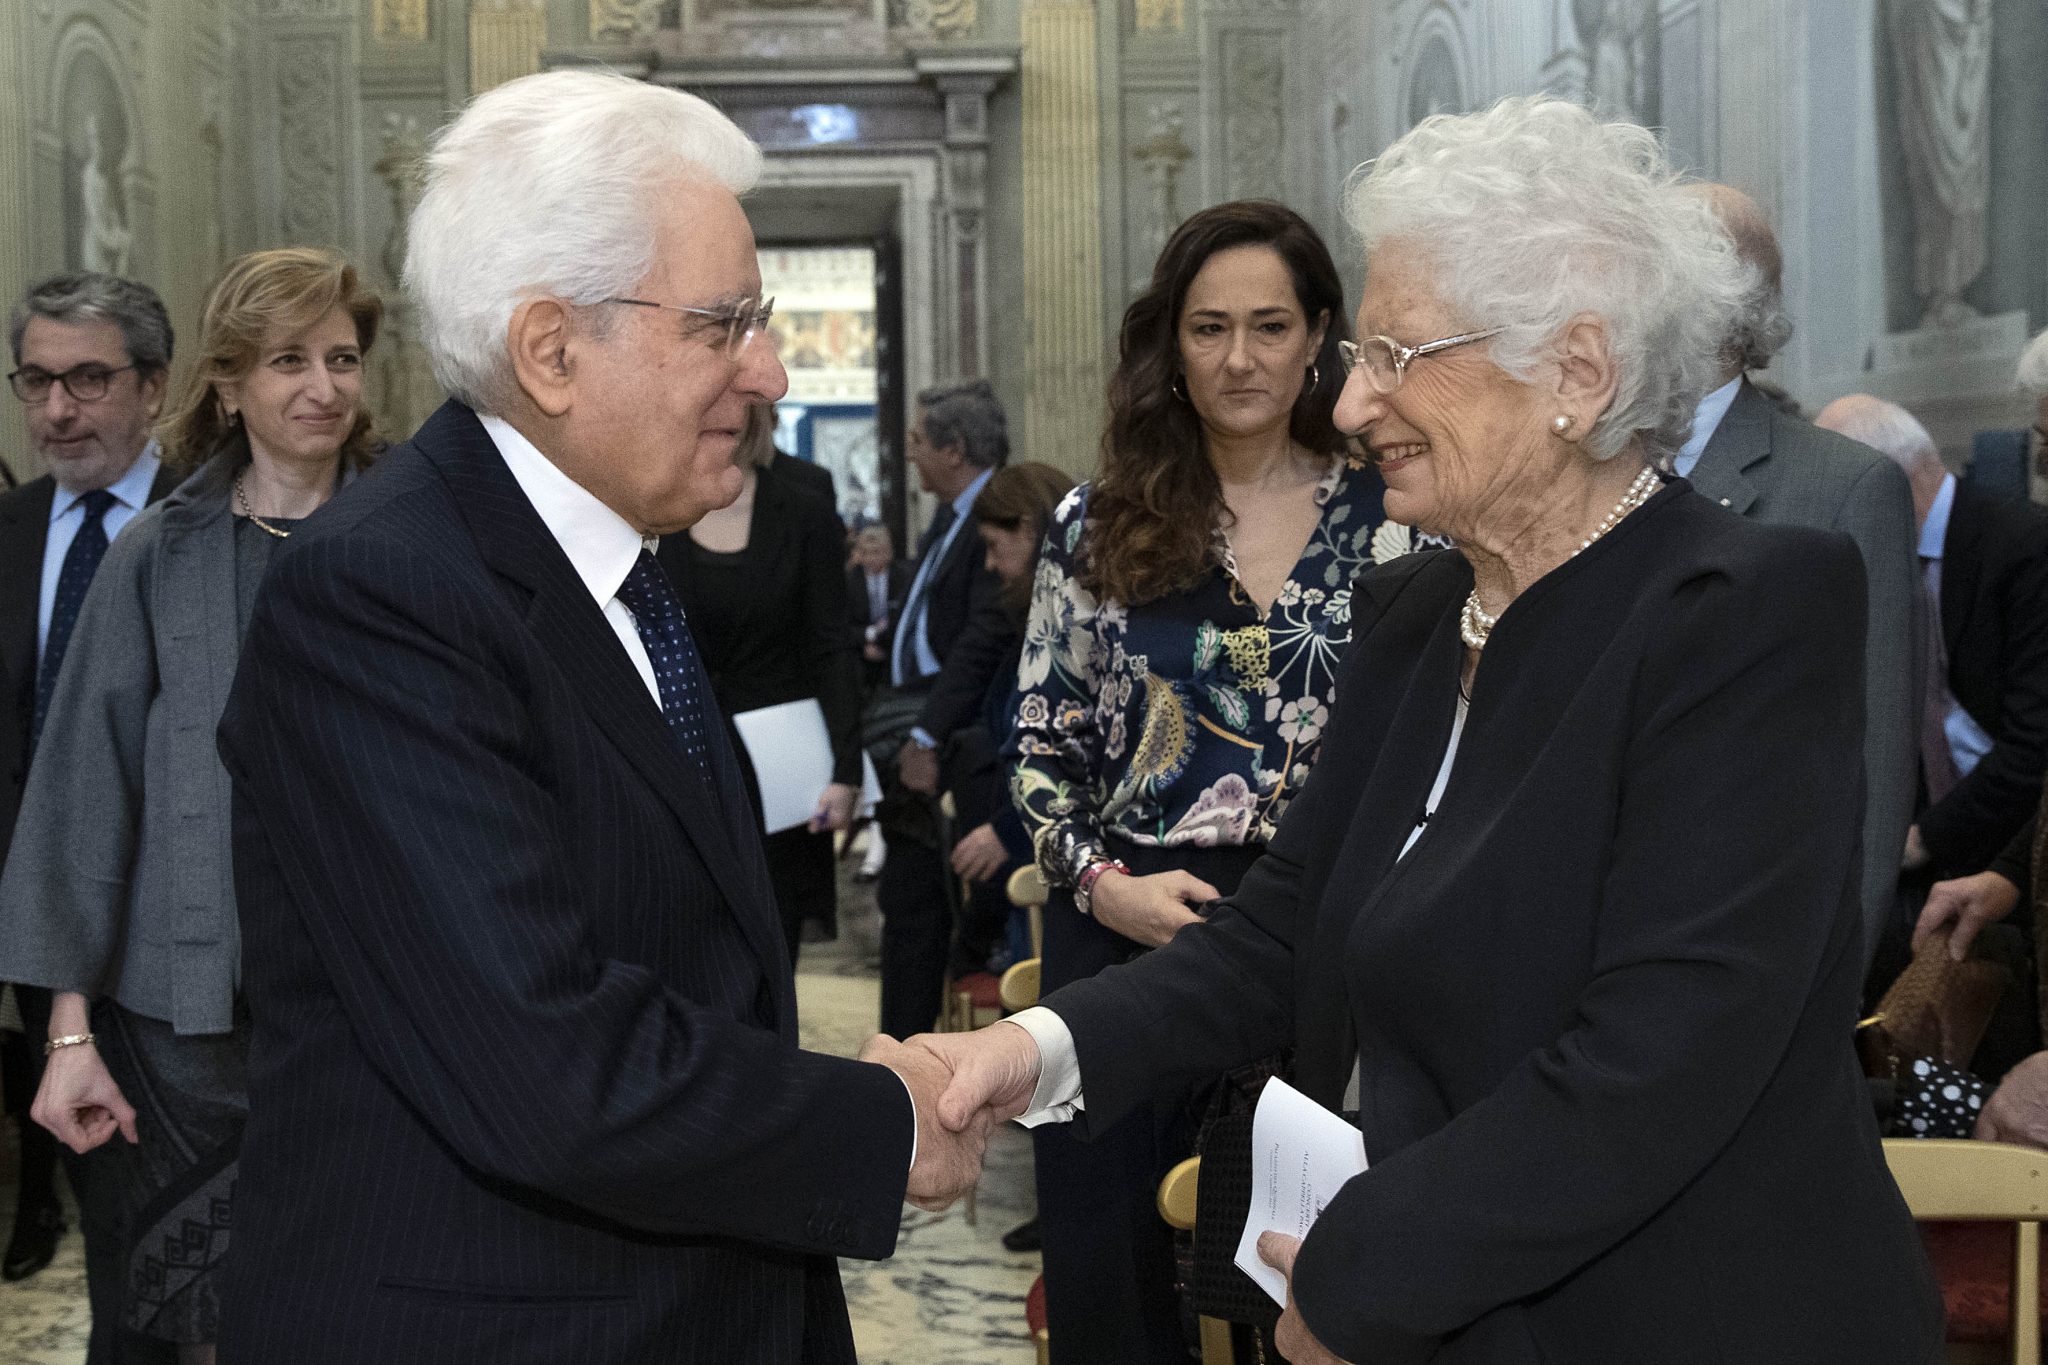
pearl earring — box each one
[1552,414,1573,436]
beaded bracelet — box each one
[44,1032,95,1056]
[1074,859,1132,917]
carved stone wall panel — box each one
[1217,29,1283,201]
[0,0,33,478]
[374,0,432,42]
[1135,0,1183,32]
[273,35,350,248]
[1121,90,1193,291]
[890,0,978,39]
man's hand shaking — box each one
[860,1022,1046,1209]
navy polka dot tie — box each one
[614,550,714,774]
[33,488,116,746]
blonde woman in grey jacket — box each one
[0,247,379,1363]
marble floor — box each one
[0,852,1042,1364]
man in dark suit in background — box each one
[0,274,177,1359]
[877,379,1011,1040]
[848,523,910,691]
[1680,184,1920,966]
[1816,394,2048,882]
[213,70,984,1365]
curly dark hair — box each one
[1080,200,1349,606]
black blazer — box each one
[1044,484,1941,1364]
[215,403,912,1365]
[771,449,836,507]
[1920,480,2048,873]
[657,465,863,788]
[0,465,176,865]
[892,485,1008,738]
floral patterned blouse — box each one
[1008,458,1415,892]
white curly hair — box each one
[1344,96,1751,463]
[405,69,762,415]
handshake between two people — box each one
[859,1023,1046,1209]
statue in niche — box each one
[1130,105,1193,285]
[75,113,133,277]
[1884,0,1993,329]
[1571,0,1656,123]
[1405,32,1464,127]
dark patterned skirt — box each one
[92,999,247,1344]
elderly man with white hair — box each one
[212,71,984,1364]
[1816,393,2048,891]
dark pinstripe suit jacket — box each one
[215,402,913,1365]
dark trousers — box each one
[7,989,176,1365]
[878,829,953,1039]
[764,824,837,964]
[1035,840,1261,1365]
[3,984,58,1220]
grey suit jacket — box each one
[1688,380,1920,960]
[0,463,243,1034]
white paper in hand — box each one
[731,699,834,833]
[1234,1077,1369,1306]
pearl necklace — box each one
[235,470,294,540]
[1460,465,1661,651]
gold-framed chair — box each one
[1157,1156,1239,1365]
[1885,1138,2048,1365]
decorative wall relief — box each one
[372,114,432,437]
[252,0,346,14]
[1135,0,1184,31]
[274,38,343,247]
[1883,0,1993,329]
[590,0,663,42]
[1130,104,1192,270]
[1220,31,1284,201]
[890,0,976,38]
[373,0,431,42]
[59,50,134,276]
[1570,0,1657,122]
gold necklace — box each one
[235,470,294,539]
[1460,465,1661,652]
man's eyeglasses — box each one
[8,363,137,404]
[1337,328,1503,395]
[603,294,776,361]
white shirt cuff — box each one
[895,1072,917,1174]
[1005,1007,1085,1127]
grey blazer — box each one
[0,463,244,1035]
[1689,379,1921,961]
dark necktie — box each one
[1920,560,1962,803]
[892,504,957,686]
[613,550,716,774]
[33,489,117,746]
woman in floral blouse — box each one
[1008,200,1404,1362]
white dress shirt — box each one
[38,444,162,658]
[479,415,662,707]
[1918,472,1996,775]
[1673,375,1744,478]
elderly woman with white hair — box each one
[921,96,1943,1364]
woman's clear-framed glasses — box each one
[603,293,776,361]
[1337,328,1503,395]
